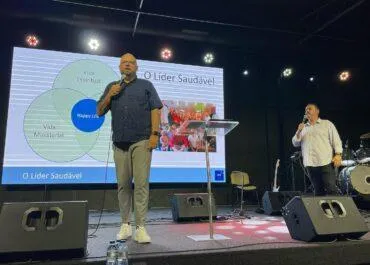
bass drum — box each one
[338,165,370,197]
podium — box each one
[180,119,239,240]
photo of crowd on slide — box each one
[157,100,217,152]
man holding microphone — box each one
[292,103,342,196]
[97,53,162,243]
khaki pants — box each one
[113,139,152,227]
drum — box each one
[338,165,370,197]
[341,160,356,167]
[358,157,370,165]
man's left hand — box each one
[148,135,159,150]
[332,154,342,168]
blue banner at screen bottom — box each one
[1,167,225,184]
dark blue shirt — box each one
[98,78,163,143]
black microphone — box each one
[111,74,125,100]
[302,114,308,123]
[119,74,125,86]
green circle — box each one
[52,59,119,97]
[24,89,100,162]
[86,93,114,163]
[24,59,118,163]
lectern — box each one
[180,119,239,240]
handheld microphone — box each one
[111,74,125,101]
[302,114,308,123]
[119,74,125,86]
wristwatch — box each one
[151,131,160,136]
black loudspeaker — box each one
[171,193,216,222]
[282,196,368,242]
[262,191,301,215]
[0,201,88,261]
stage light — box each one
[88,38,100,51]
[26,34,39,47]
[160,48,172,61]
[339,71,350,82]
[309,76,315,82]
[282,68,293,78]
[242,70,249,76]
[203,53,214,64]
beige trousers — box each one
[113,139,152,226]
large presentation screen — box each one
[1,47,225,184]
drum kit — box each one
[338,132,370,199]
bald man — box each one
[97,53,162,243]
[292,103,342,196]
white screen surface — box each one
[1,47,225,184]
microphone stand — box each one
[290,157,296,191]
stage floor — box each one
[3,206,370,265]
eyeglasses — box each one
[119,60,136,66]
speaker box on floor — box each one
[262,191,302,215]
[171,193,216,222]
[0,201,88,261]
[282,196,368,242]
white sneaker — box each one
[134,226,151,243]
[116,223,132,240]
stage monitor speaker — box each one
[262,191,301,215]
[171,193,216,222]
[282,196,368,242]
[0,201,88,261]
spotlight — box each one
[160,48,172,61]
[309,76,315,82]
[338,71,350,82]
[242,70,249,76]
[88,38,100,51]
[282,68,293,78]
[26,34,39,47]
[203,53,214,64]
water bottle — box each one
[116,240,129,265]
[106,240,117,265]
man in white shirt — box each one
[292,103,342,195]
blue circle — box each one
[71,99,105,132]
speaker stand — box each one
[232,208,252,220]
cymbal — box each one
[360,132,370,139]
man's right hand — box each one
[108,84,122,98]
[296,123,305,137]
[97,83,122,116]
[297,123,305,132]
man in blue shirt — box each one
[97,53,162,243]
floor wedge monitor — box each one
[0,201,88,261]
[282,196,368,242]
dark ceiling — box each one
[2,0,370,55]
